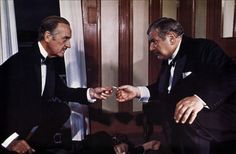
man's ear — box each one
[44,31,52,42]
[168,32,177,45]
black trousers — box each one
[2,102,116,154]
[167,120,236,154]
[33,131,115,154]
[28,101,71,150]
[171,123,211,154]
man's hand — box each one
[89,87,113,100]
[8,139,35,154]
[174,95,204,124]
[116,85,140,102]
[142,140,160,151]
[114,143,129,154]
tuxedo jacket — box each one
[147,36,236,141]
[0,44,89,144]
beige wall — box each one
[133,0,149,111]
[101,0,149,112]
[195,0,207,38]
[101,0,119,112]
[162,0,177,19]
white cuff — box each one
[1,132,19,148]
[87,88,96,103]
[194,94,210,109]
[137,86,150,103]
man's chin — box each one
[57,53,65,57]
[156,55,165,60]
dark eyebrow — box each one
[148,34,152,41]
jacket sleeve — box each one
[187,40,236,110]
[54,74,90,104]
[159,39,236,110]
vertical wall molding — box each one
[118,0,133,112]
[148,0,162,84]
[82,0,102,109]
[207,0,236,59]
[101,0,119,112]
[178,0,195,37]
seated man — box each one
[116,17,236,154]
[0,15,112,154]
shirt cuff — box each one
[137,86,150,103]
[1,132,19,148]
[87,88,96,103]
[194,94,210,109]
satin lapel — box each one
[48,60,55,97]
[158,61,169,93]
[34,62,42,94]
[171,55,186,88]
[32,45,43,95]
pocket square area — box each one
[182,71,192,78]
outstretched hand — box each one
[89,87,113,100]
[116,85,140,102]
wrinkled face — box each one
[44,23,72,57]
[148,30,176,60]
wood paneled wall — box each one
[207,0,236,60]
[177,0,195,37]
[178,0,236,60]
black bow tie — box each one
[164,58,176,67]
[41,56,53,65]
[169,59,176,67]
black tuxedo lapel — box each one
[34,62,42,94]
[33,46,44,95]
[171,36,189,90]
[42,58,56,99]
[171,55,187,88]
[158,60,169,94]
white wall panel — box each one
[195,0,207,38]
[101,0,119,112]
[133,0,149,111]
[222,0,235,38]
[162,0,177,19]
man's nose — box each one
[66,40,71,48]
[149,42,156,51]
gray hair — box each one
[38,16,70,41]
[147,17,184,40]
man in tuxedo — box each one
[0,16,112,154]
[116,17,236,154]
